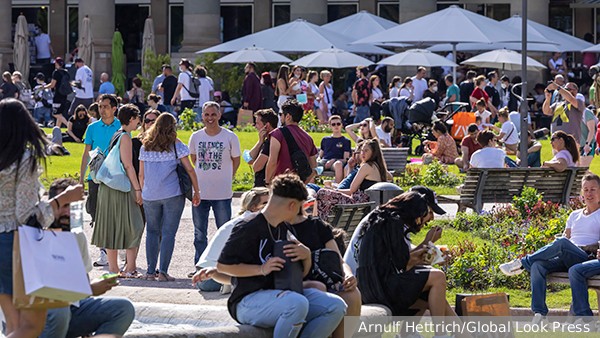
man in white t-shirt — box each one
[188,101,241,276]
[469,130,506,168]
[375,117,394,147]
[196,66,214,108]
[34,27,53,64]
[411,66,428,101]
[69,58,94,115]
[172,58,197,114]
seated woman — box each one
[316,139,391,219]
[422,121,459,164]
[355,190,468,337]
[469,130,506,168]
[542,130,579,172]
[50,104,91,146]
[501,173,600,323]
[345,117,378,143]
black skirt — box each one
[385,266,431,316]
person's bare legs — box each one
[124,247,138,273]
[333,160,344,184]
[0,294,19,335]
[6,308,47,338]
[106,249,119,274]
[333,288,361,338]
[52,114,68,129]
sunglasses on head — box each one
[330,122,342,126]
[144,118,156,124]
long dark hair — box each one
[0,99,48,173]
[362,139,388,182]
[552,130,580,164]
[275,65,290,96]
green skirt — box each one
[91,183,144,250]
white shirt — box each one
[198,77,214,108]
[372,87,383,101]
[196,211,258,268]
[411,77,428,101]
[470,147,506,168]
[34,34,51,59]
[75,65,94,99]
[475,109,492,124]
[376,126,391,146]
[399,87,412,98]
[500,121,519,145]
[566,208,600,246]
[343,213,371,276]
[389,86,399,98]
[188,128,241,200]
[178,71,194,101]
[553,149,575,167]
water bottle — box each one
[242,149,253,163]
[315,166,324,175]
[70,201,84,229]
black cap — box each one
[35,72,45,80]
[410,186,446,215]
[74,57,84,63]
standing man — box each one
[159,65,178,116]
[459,70,477,104]
[445,74,460,104]
[484,71,501,113]
[79,94,121,266]
[351,66,370,123]
[188,101,241,277]
[543,81,584,143]
[44,57,70,128]
[98,73,115,96]
[265,99,318,185]
[69,58,94,115]
[151,64,168,97]
[242,62,262,113]
[249,108,278,187]
[34,25,53,64]
[195,66,214,109]
[411,66,428,101]
[172,59,197,113]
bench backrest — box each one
[381,147,409,176]
[327,202,376,242]
[460,167,588,212]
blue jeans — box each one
[0,231,14,295]
[569,260,600,317]
[34,106,52,125]
[164,104,175,117]
[521,237,589,315]
[40,297,135,338]
[354,106,369,123]
[338,167,359,190]
[192,199,232,265]
[144,195,186,275]
[236,288,347,338]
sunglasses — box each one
[360,123,368,127]
[330,122,342,126]
[144,118,156,124]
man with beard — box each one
[376,117,395,147]
[242,62,262,113]
[40,178,135,338]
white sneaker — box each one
[532,313,548,325]
[499,259,524,276]
[220,284,232,295]
[93,248,108,267]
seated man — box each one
[217,173,346,337]
[500,173,600,323]
[40,178,135,338]
[454,123,481,172]
[319,115,352,183]
[375,117,394,147]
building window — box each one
[221,5,253,41]
[68,6,78,54]
[273,4,290,27]
[169,5,183,53]
[378,3,398,23]
[549,2,573,35]
[116,4,149,63]
[327,4,358,23]
[485,4,510,21]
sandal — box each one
[158,272,175,282]
[119,270,141,279]
[141,273,157,281]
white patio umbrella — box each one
[354,5,550,81]
[290,47,372,68]
[78,15,95,71]
[378,49,457,67]
[214,46,291,63]
[321,10,398,40]
[141,17,156,76]
[197,18,392,55]
[461,49,546,71]
[429,15,587,53]
[13,14,29,82]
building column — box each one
[49,0,67,59]
[358,0,377,15]
[151,0,169,55]
[0,0,12,71]
[179,0,220,55]
[399,0,436,24]
[254,0,272,32]
[290,0,327,25]
[79,0,115,85]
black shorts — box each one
[388,266,431,316]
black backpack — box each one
[182,72,200,99]
[280,126,313,182]
[57,70,72,96]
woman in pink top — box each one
[543,131,579,172]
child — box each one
[32,72,53,127]
[492,107,519,154]
[474,99,492,126]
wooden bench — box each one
[321,147,409,178]
[327,202,376,244]
[548,272,600,313]
[438,167,589,213]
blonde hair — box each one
[320,70,331,80]
[239,187,269,215]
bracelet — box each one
[260,264,266,276]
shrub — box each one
[421,160,462,187]
[137,51,171,95]
[195,53,245,104]
[178,108,203,131]
[512,186,543,219]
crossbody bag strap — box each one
[280,126,300,155]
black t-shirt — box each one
[0,82,19,100]
[459,81,474,104]
[69,115,89,140]
[161,75,178,104]
[484,85,501,108]
[218,213,291,321]
[52,69,69,102]
[253,138,270,187]
[423,90,440,107]
[291,217,334,252]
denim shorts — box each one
[0,231,14,295]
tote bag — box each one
[96,133,131,192]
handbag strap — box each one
[280,126,301,154]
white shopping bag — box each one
[18,226,92,302]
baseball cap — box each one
[214,91,222,97]
[53,57,64,66]
[410,186,446,215]
[35,72,45,81]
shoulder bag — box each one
[96,132,131,192]
[174,144,193,201]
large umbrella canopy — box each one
[291,47,373,68]
[78,15,95,71]
[461,49,546,71]
[141,17,156,77]
[429,15,587,53]
[111,31,126,96]
[214,47,291,63]
[321,10,398,41]
[378,49,457,67]
[13,14,29,82]
[197,18,392,55]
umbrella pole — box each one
[518,0,529,166]
[452,43,457,83]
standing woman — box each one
[0,99,84,337]
[275,65,291,113]
[92,104,145,277]
[399,77,414,101]
[319,70,334,122]
[369,75,384,120]
[132,109,161,179]
[288,65,303,97]
[388,76,402,98]
[305,70,320,115]
[260,72,277,111]
[139,113,200,281]
[128,77,146,113]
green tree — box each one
[137,51,171,95]
[195,53,245,105]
